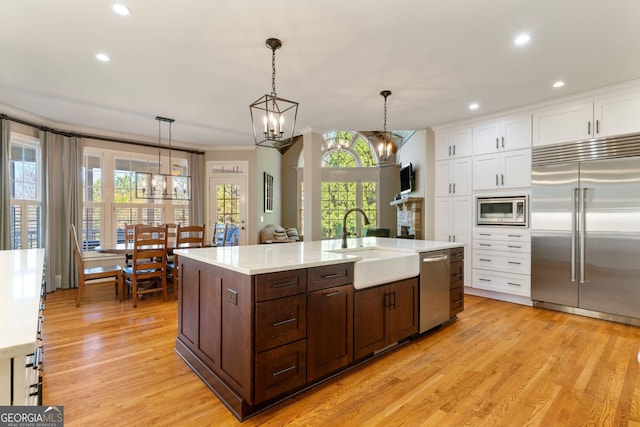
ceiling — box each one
[2,0,640,150]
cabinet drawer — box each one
[449,247,464,263]
[450,287,464,316]
[255,269,307,302]
[473,229,530,243]
[255,295,307,352]
[472,269,531,297]
[473,239,530,253]
[255,339,307,403]
[307,263,354,292]
[473,250,530,275]
[450,261,464,288]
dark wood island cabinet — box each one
[174,239,464,421]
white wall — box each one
[396,129,435,240]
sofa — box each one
[260,224,300,244]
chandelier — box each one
[134,116,191,201]
[376,90,402,165]
[249,38,299,150]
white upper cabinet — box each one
[533,88,640,147]
[473,114,532,155]
[595,90,640,138]
[435,126,472,161]
[532,102,593,147]
[472,148,531,191]
[435,158,472,197]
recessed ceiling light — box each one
[112,4,131,16]
[553,81,565,88]
[469,103,479,110]
[96,53,111,62]
[514,33,531,46]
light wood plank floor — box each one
[43,285,640,426]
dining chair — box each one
[168,224,205,298]
[70,224,123,307]
[122,224,168,307]
[123,223,136,267]
[213,223,228,246]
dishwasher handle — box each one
[422,255,448,263]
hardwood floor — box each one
[43,285,640,426]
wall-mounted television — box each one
[400,163,414,194]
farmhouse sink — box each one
[327,247,419,289]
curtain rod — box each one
[0,113,205,155]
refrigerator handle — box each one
[580,187,587,283]
[571,188,578,282]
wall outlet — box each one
[260,215,264,223]
[226,288,238,305]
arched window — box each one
[298,131,380,239]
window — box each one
[10,134,41,249]
[81,148,190,251]
[298,131,380,239]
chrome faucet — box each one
[342,208,370,248]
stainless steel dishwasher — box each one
[420,250,450,333]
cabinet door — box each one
[472,153,501,190]
[503,149,531,188]
[389,278,419,343]
[532,102,593,147]
[353,286,389,360]
[435,130,453,161]
[451,127,473,157]
[435,160,452,197]
[472,119,500,155]
[594,90,640,138]
[451,157,472,196]
[451,196,472,286]
[501,113,532,151]
[307,284,353,381]
[434,198,452,242]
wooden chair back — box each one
[213,223,228,246]
[176,224,205,249]
[70,224,122,307]
[124,224,168,307]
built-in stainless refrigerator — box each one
[531,136,640,324]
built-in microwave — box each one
[476,196,528,227]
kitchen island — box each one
[174,237,463,420]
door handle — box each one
[571,188,578,282]
[580,187,587,283]
[422,255,448,263]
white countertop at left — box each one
[0,249,45,359]
[175,237,464,275]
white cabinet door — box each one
[436,158,472,197]
[501,113,532,151]
[532,102,593,147]
[502,149,531,188]
[473,149,531,190]
[434,197,452,242]
[594,90,640,138]
[435,127,472,161]
[451,127,473,157]
[472,120,501,155]
[451,196,472,286]
[451,157,472,196]
[435,161,451,197]
[435,130,452,161]
[472,153,501,190]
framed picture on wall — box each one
[264,172,274,213]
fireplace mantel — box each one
[390,197,423,239]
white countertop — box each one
[0,249,45,359]
[175,237,464,275]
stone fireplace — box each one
[390,197,424,239]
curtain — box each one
[189,152,205,227]
[0,119,10,249]
[41,130,83,292]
